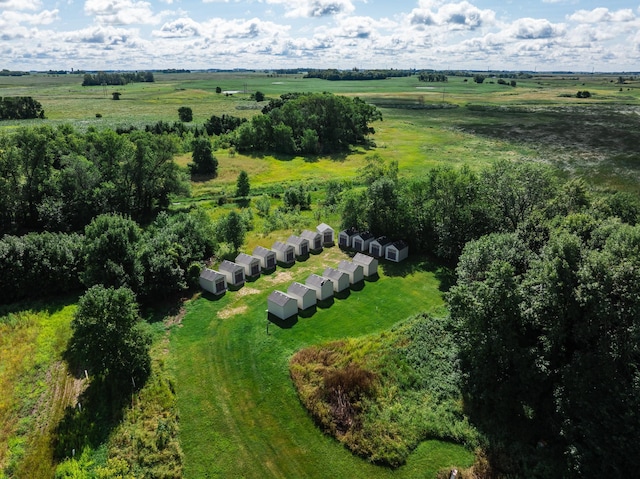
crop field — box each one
[1,70,639,477]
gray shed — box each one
[286,235,309,257]
[386,240,409,262]
[337,260,364,284]
[316,223,335,246]
[253,245,277,271]
[352,231,375,253]
[305,273,334,301]
[219,260,246,287]
[322,267,350,292]
[267,290,298,320]
[235,253,261,278]
[369,236,393,258]
[353,252,379,277]
[287,282,317,310]
[199,268,227,295]
[272,241,295,265]
[338,227,359,249]
[301,229,323,252]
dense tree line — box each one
[0,96,45,120]
[0,125,189,233]
[82,71,154,86]
[418,72,448,82]
[233,92,382,154]
[304,69,413,81]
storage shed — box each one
[253,246,277,271]
[353,252,379,277]
[301,229,323,252]
[235,253,261,278]
[386,240,409,262]
[305,274,334,301]
[316,223,335,246]
[337,260,364,285]
[199,268,227,296]
[322,267,350,292]
[272,241,295,265]
[219,260,246,287]
[352,231,375,253]
[369,236,393,258]
[338,227,359,249]
[286,235,310,257]
[267,291,298,320]
[287,282,317,310]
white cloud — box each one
[508,18,565,40]
[153,17,202,38]
[409,1,495,31]
[568,8,635,24]
[0,0,42,10]
[265,0,355,18]
[84,0,164,25]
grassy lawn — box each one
[170,247,473,479]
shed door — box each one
[251,264,260,275]
[371,245,379,256]
[388,249,397,261]
[215,280,225,293]
[301,244,308,255]
[339,235,347,247]
[324,232,332,243]
[235,271,243,283]
[267,256,275,268]
[286,251,294,262]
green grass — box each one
[170,248,473,478]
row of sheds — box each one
[267,252,378,320]
[338,228,409,263]
[200,223,337,296]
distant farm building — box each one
[286,235,309,257]
[253,246,277,271]
[352,231,375,253]
[369,236,393,258]
[316,223,335,246]
[301,229,323,252]
[338,227,359,249]
[305,273,334,301]
[235,253,261,278]
[322,267,350,292]
[219,260,246,287]
[386,240,409,262]
[287,282,317,310]
[352,252,378,277]
[199,268,227,296]
[337,260,364,285]
[267,291,298,320]
[272,241,295,265]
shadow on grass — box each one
[350,281,365,292]
[267,312,298,329]
[299,305,317,318]
[334,289,351,300]
[364,273,380,283]
[201,291,226,301]
[295,253,310,262]
[317,297,335,309]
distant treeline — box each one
[0,69,30,77]
[418,72,448,82]
[0,96,45,120]
[82,71,155,86]
[304,69,413,81]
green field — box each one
[1,70,639,478]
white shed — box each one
[369,236,393,258]
[286,235,309,257]
[322,267,350,292]
[386,240,409,262]
[338,227,359,249]
[267,291,298,320]
[253,246,277,271]
[337,260,364,285]
[199,268,227,295]
[316,223,335,246]
[272,241,295,265]
[287,282,317,310]
[305,273,334,301]
[352,231,375,253]
[353,252,379,277]
[301,229,323,252]
[235,253,261,278]
[219,260,246,287]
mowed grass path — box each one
[170,247,473,478]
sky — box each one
[1,0,639,72]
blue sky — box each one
[1,0,639,71]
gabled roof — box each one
[306,273,330,288]
[268,290,295,307]
[390,240,408,250]
[200,268,224,281]
[300,229,320,240]
[253,245,275,257]
[219,260,243,273]
[287,282,313,298]
[323,267,347,281]
[317,223,334,233]
[338,260,362,273]
[272,241,294,252]
[340,226,359,236]
[235,253,259,266]
[353,252,375,265]
[287,235,308,246]
[372,236,393,246]
[354,231,375,241]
